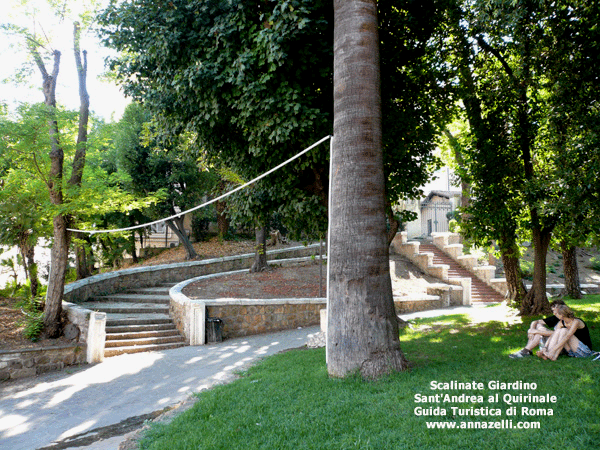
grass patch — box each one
[138,297,600,450]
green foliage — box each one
[520,260,534,281]
[448,0,600,260]
[97,0,457,236]
[20,309,44,342]
[590,257,600,273]
[14,287,46,342]
[191,206,216,242]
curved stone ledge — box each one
[170,256,326,345]
[63,244,322,303]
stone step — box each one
[81,303,169,314]
[87,294,171,304]
[125,287,171,294]
[419,243,504,304]
[106,315,172,327]
[80,301,169,314]
[104,342,186,358]
[105,334,186,348]
[106,323,178,334]
[105,329,181,341]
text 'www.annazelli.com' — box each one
[425,420,541,430]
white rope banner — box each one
[67,135,332,235]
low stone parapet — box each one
[427,264,449,281]
[170,256,326,345]
[432,232,461,248]
[457,254,478,270]
[474,265,497,283]
[489,278,508,297]
[444,244,464,260]
[394,295,444,314]
[447,277,471,305]
[427,283,464,307]
[0,344,86,381]
[413,252,434,272]
[63,302,106,364]
[206,299,325,340]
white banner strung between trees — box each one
[67,135,332,235]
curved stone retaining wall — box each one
[170,256,327,344]
[61,244,323,354]
[63,244,322,303]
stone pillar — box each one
[87,311,106,363]
[190,302,206,345]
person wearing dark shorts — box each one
[537,304,594,360]
[509,300,565,359]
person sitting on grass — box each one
[537,304,594,361]
[509,300,565,359]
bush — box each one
[520,260,534,280]
[16,294,45,342]
[590,256,600,272]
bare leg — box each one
[543,329,581,361]
[524,324,549,351]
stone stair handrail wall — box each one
[389,232,472,305]
[430,232,508,296]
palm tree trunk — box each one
[327,0,408,379]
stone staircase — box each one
[81,284,186,357]
[418,243,504,305]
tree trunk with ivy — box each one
[250,225,268,272]
[501,248,526,306]
[561,242,582,299]
[520,226,553,316]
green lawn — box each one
[138,297,600,450]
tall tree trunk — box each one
[74,232,94,280]
[327,0,408,379]
[20,237,39,299]
[561,242,582,299]
[72,24,91,281]
[500,247,526,306]
[69,22,88,187]
[386,202,400,246]
[46,215,70,336]
[129,231,139,264]
[165,217,197,259]
[215,199,229,238]
[31,23,91,337]
[520,227,552,316]
[31,46,66,337]
[250,225,268,273]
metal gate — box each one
[421,201,453,236]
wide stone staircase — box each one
[81,284,186,357]
[418,242,504,305]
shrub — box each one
[520,260,534,280]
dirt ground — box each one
[2,239,599,352]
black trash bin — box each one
[206,317,223,343]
